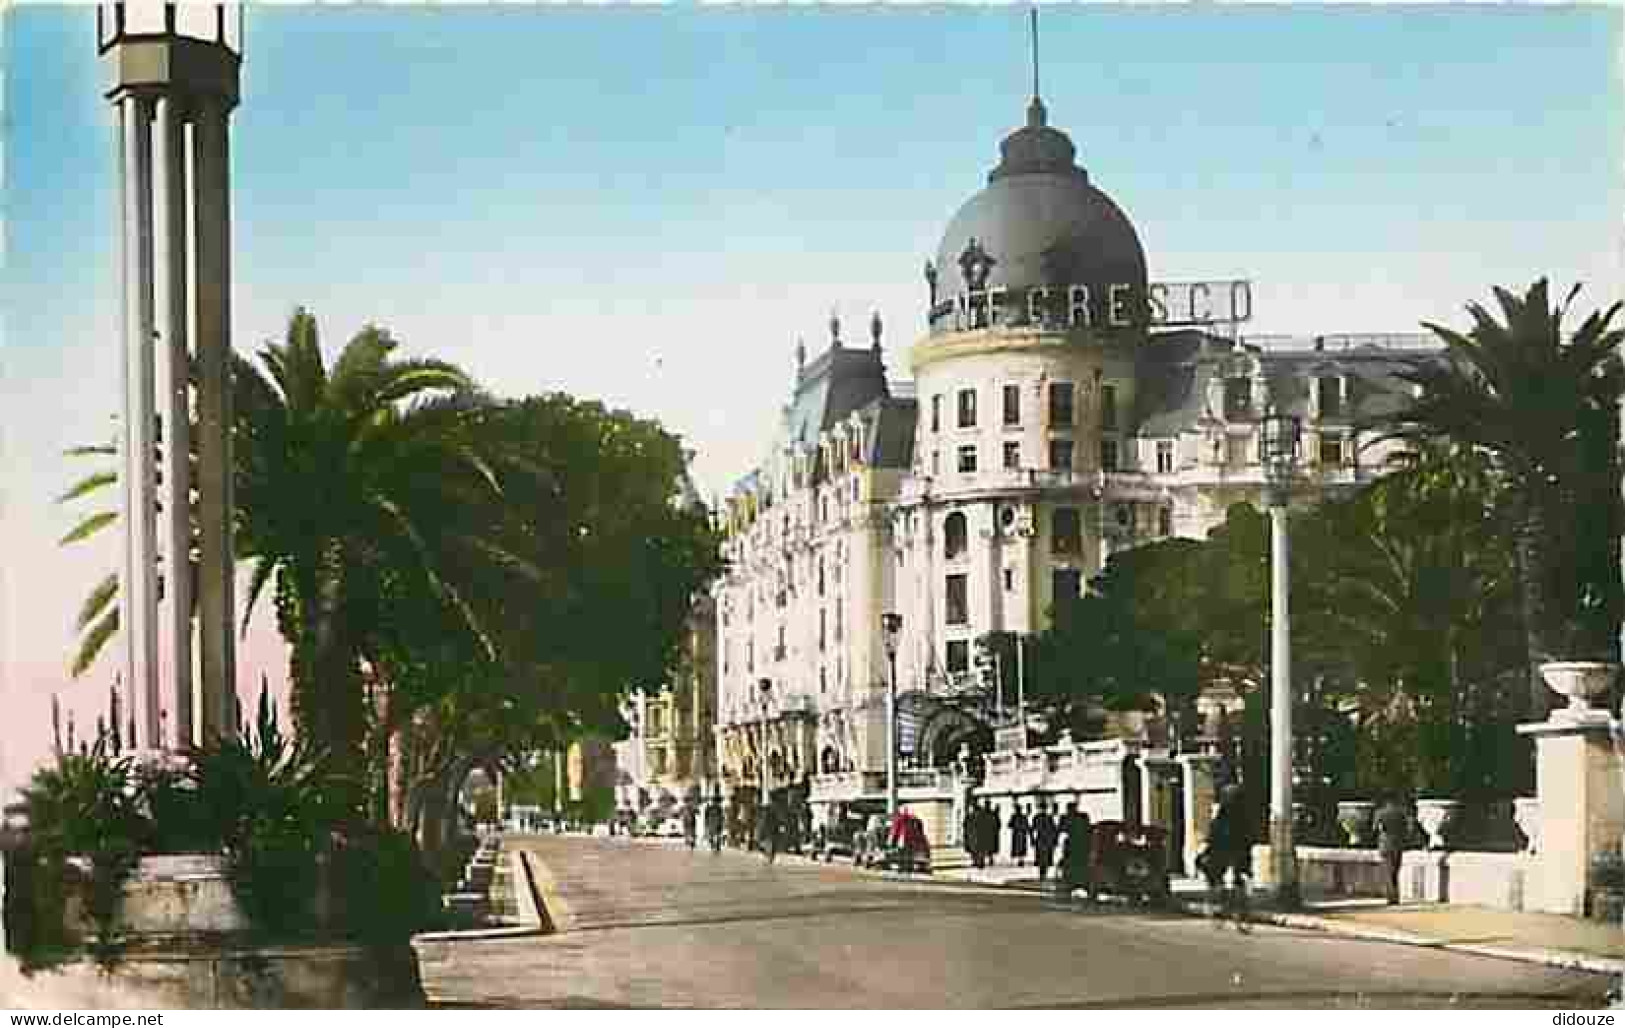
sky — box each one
[3,1,1623,785]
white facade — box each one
[712,92,1435,819]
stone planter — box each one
[1513,797,1539,853]
[1337,801,1376,847]
[1539,661,1618,715]
[1415,799,1462,851]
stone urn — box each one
[1415,799,1462,851]
[1513,797,1540,853]
[1337,800,1376,847]
[1539,661,1618,716]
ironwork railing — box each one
[1240,333,1440,352]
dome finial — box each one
[1027,6,1047,127]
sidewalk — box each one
[939,859,1625,979]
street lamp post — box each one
[756,678,773,805]
[881,613,903,818]
[1261,406,1302,909]
[98,1,245,750]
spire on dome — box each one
[1027,6,1047,128]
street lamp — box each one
[98,1,244,750]
[881,613,903,818]
[756,678,773,805]
[1261,406,1302,908]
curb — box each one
[1170,898,1625,978]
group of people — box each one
[961,798,1096,887]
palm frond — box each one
[57,470,117,505]
[72,607,119,678]
[76,572,118,632]
[60,509,117,546]
[65,444,116,459]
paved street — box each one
[415,835,1614,1008]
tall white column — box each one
[121,94,160,752]
[1268,502,1298,904]
[154,94,193,750]
[193,99,236,741]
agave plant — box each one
[21,735,147,948]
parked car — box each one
[811,801,889,862]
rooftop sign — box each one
[928,278,1253,333]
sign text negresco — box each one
[928,279,1253,332]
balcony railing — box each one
[1241,332,1440,352]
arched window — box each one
[1053,507,1081,554]
[944,511,968,560]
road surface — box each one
[415,834,1613,1009]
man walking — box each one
[1009,803,1031,867]
[1031,801,1059,882]
[703,795,724,854]
[978,800,1001,867]
[963,803,983,868]
[1375,793,1413,905]
[1202,784,1254,929]
[1059,802,1093,897]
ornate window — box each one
[957,445,978,474]
[1052,567,1082,604]
[1100,438,1120,472]
[1052,507,1081,554]
[944,511,968,560]
[1317,376,1345,419]
[946,574,969,625]
[958,388,978,428]
[1049,382,1075,426]
[1049,438,1074,471]
[1002,384,1021,425]
[1224,377,1251,419]
[1156,440,1174,474]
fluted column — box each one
[193,98,236,741]
[153,94,193,749]
[120,93,160,751]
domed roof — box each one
[929,97,1148,335]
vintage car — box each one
[811,800,889,862]
[1081,820,1171,905]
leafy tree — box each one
[59,314,720,827]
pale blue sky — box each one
[3,2,1622,780]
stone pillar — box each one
[193,98,237,742]
[120,93,160,751]
[1518,710,1625,915]
[153,93,193,749]
[1138,754,1177,828]
[1178,753,1221,878]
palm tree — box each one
[62,309,513,776]
[1379,279,1625,714]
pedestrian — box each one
[703,796,724,854]
[681,803,698,850]
[1009,803,1030,867]
[1200,784,1254,929]
[1059,802,1093,897]
[892,806,930,873]
[1374,792,1413,905]
[760,802,781,863]
[1031,801,1059,881]
[963,804,984,868]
